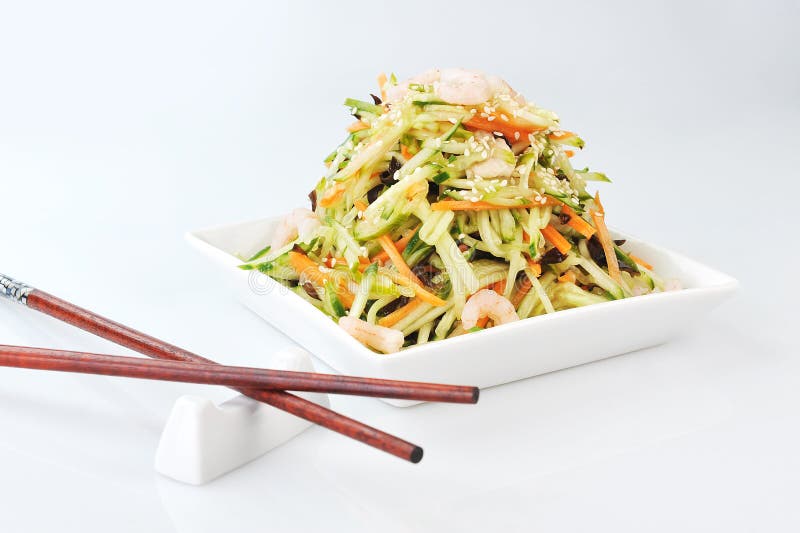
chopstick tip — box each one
[471,387,480,404]
[410,446,424,464]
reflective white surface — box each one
[1,1,798,531]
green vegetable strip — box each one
[349,264,377,318]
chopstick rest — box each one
[155,346,329,485]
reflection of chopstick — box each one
[1,274,448,463]
[0,345,479,404]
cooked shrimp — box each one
[339,316,404,354]
[435,68,492,105]
[384,69,441,104]
[486,75,526,106]
[466,131,516,180]
[271,208,320,250]
[461,289,520,330]
[384,68,494,106]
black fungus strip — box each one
[588,236,637,274]
[367,185,383,204]
[412,264,441,290]
[308,189,317,211]
[379,157,402,186]
[587,235,607,266]
[370,93,383,105]
[377,296,409,317]
[302,282,319,300]
[540,247,567,265]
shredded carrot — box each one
[593,192,605,215]
[378,298,423,328]
[464,110,546,140]
[387,271,447,307]
[564,150,575,158]
[510,276,533,307]
[541,225,572,255]
[511,276,533,309]
[372,226,418,263]
[525,257,542,277]
[377,234,422,284]
[590,209,621,283]
[490,279,507,294]
[376,235,447,306]
[288,251,354,307]
[548,130,576,141]
[475,316,490,329]
[405,179,428,199]
[400,144,413,161]
[630,254,653,270]
[430,198,560,211]
[319,182,346,208]
[322,255,370,271]
[354,199,368,212]
[560,205,596,239]
[377,73,387,102]
[347,121,370,133]
[558,270,577,284]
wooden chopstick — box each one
[0,345,479,404]
[0,274,426,463]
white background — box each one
[1,1,799,531]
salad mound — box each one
[241,69,675,353]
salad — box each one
[241,69,676,353]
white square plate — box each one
[187,216,738,406]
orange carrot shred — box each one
[491,279,507,294]
[475,316,490,329]
[561,205,596,239]
[377,235,446,307]
[564,150,575,158]
[547,130,576,141]
[378,298,423,328]
[377,234,419,282]
[288,251,354,307]
[525,257,542,277]
[372,227,418,263]
[347,121,370,133]
[400,144,413,161]
[541,225,572,255]
[464,109,546,140]
[377,73,387,102]
[630,254,653,270]
[510,277,533,308]
[354,199,368,212]
[319,182,346,208]
[590,209,621,283]
[558,271,577,284]
[594,192,605,215]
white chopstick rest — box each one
[154,346,329,485]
